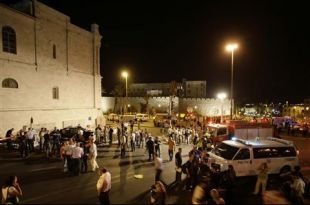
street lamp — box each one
[217,92,227,123]
[121,71,129,114]
[226,43,238,120]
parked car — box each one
[135,113,149,122]
[107,113,119,122]
[153,113,169,127]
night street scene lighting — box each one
[0,0,310,204]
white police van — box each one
[208,137,300,177]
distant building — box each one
[183,80,206,98]
[128,83,174,97]
[128,79,207,98]
[282,104,304,118]
[0,0,102,136]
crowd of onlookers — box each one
[2,117,310,205]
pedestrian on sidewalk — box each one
[97,167,112,205]
[253,162,269,195]
[89,138,99,172]
[5,128,15,152]
[130,132,136,152]
[175,148,183,185]
[154,137,161,158]
[168,137,175,161]
[155,153,164,182]
[71,142,84,176]
[146,137,155,161]
[1,175,23,204]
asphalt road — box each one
[0,122,309,204]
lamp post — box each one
[217,92,227,123]
[121,71,128,114]
[226,43,238,120]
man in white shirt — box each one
[89,138,99,172]
[71,142,84,176]
[154,153,163,182]
[26,128,35,152]
[130,132,136,152]
[97,167,111,205]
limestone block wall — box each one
[101,97,115,113]
[101,96,229,116]
[179,98,231,116]
[1,108,101,136]
[0,2,102,137]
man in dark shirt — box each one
[146,137,155,161]
[5,128,14,152]
[175,148,183,184]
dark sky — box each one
[5,0,310,103]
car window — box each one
[212,143,239,160]
[217,128,227,135]
[234,148,250,160]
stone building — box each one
[127,79,207,98]
[0,0,102,136]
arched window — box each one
[2,26,17,54]
[2,78,18,88]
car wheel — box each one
[279,165,291,175]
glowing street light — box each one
[217,92,227,123]
[121,70,129,114]
[226,43,238,120]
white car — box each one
[208,137,300,177]
[135,113,149,122]
[107,113,119,121]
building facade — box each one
[0,0,102,136]
[127,80,206,98]
[184,80,206,98]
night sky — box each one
[3,0,310,103]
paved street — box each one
[0,122,309,204]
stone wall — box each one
[102,97,230,117]
[0,2,102,137]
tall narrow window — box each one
[2,26,17,54]
[2,78,18,88]
[53,44,56,59]
[52,87,59,99]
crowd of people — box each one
[2,116,310,205]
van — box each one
[208,137,300,177]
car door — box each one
[233,148,252,176]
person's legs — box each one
[254,178,262,194]
[99,191,110,205]
[261,180,267,194]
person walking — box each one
[1,175,23,204]
[71,142,84,176]
[146,137,155,161]
[175,148,183,185]
[95,125,102,143]
[117,127,121,147]
[26,128,35,153]
[253,162,269,195]
[168,137,176,161]
[108,127,113,146]
[97,167,112,205]
[5,128,14,152]
[154,137,161,158]
[155,153,164,182]
[89,138,99,172]
[130,132,136,152]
